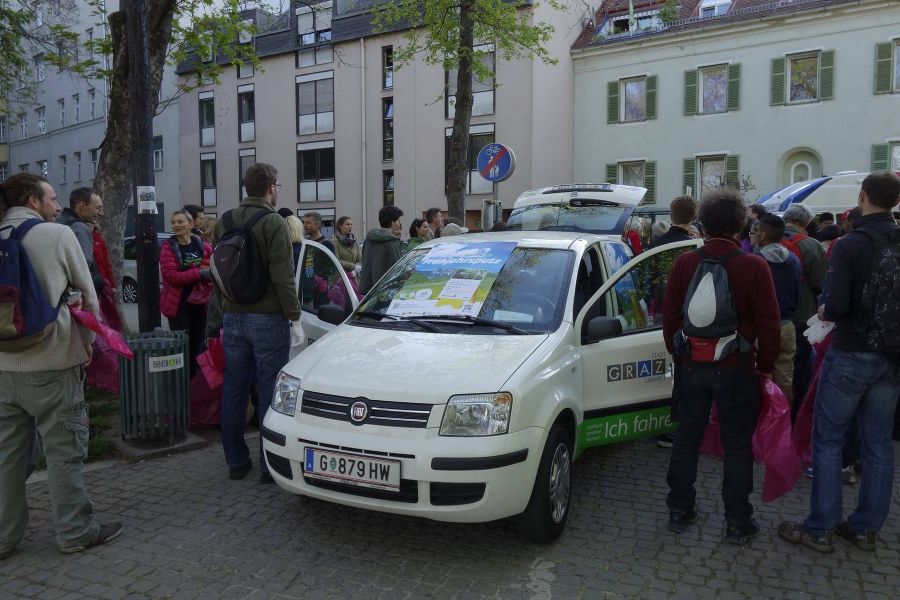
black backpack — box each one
[857,227,900,354]
[677,248,745,362]
[211,209,272,304]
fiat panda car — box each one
[263,232,699,542]
[506,183,647,235]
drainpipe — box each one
[360,37,367,232]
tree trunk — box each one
[445,0,475,224]
[93,0,175,330]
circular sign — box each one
[349,401,368,423]
[476,143,516,183]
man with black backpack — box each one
[778,171,900,553]
[211,163,301,484]
[662,189,781,545]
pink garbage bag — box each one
[86,334,120,393]
[753,377,801,502]
[70,308,134,358]
[793,335,833,467]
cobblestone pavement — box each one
[2,435,899,599]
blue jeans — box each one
[804,349,900,535]
[220,313,290,475]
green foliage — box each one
[658,0,678,25]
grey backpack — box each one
[678,248,743,362]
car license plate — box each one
[303,447,401,491]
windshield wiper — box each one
[408,314,530,335]
[354,311,449,333]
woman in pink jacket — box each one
[160,210,213,376]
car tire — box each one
[516,423,573,543]
[122,277,138,303]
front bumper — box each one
[261,410,546,523]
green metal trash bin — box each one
[119,329,190,444]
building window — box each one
[603,10,661,35]
[73,152,82,181]
[238,85,255,142]
[623,78,646,121]
[36,107,46,134]
[297,2,332,47]
[239,18,253,44]
[153,136,163,171]
[73,94,80,123]
[874,39,900,94]
[0,163,8,181]
[789,53,819,103]
[685,64,740,115]
[201,153,217,207]
[383,97,393,162]
[89,89,96,119]
[699,156,726,194]
[608,75,657,123]
[19,164,29,173]
[605,160,657,203]
[18,113,27,140]
[37,160,48,178]
[699,65,727,113]
[90,148,99,179]
[296,140,335,203]
[383,170,394,206]
[296,72,334,135]
[871,142,900,172]
[446,44,495,119]
[238,61,254,78]
[699,0,731,18]
[772,50,834,105]
[199,92,215,146]
[34,56,45,81]
[86,28,93,58]
[58,98,66,127]
[383,46,393,89]
[239,148,256,197]
[683,154,740,197]
[59,155,67,183]
[0,116,6,143]
[444,124,494,195]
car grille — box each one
[301,390,432,428]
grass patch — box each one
[85,387,120,462]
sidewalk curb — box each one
[112,431,209,462]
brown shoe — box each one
[60,522,123,554]
[835,521,877,551]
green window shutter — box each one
[683,158,696,197]
[684,70,698,116]
[875,42,893,94]
[643,161,657,204]
[872,144,890,171]
[646,75,658,119]
[607,81,619,124]
[727,63,741,111]
[819,49,835,100]
[606,163,618,184]
[725,154,740,188]
[770,58,785,106]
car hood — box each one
[283,324,549,404]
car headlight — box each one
[271,372,301,417]
[439,392,512,436]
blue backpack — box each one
[0,219,63,350]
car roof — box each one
[514,183,647,208]
[416,231,621,251]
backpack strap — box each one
[242,208,273,232]
[693,247,742,262]
[222,210,235,231]
[11,218,45,240]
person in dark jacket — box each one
[752,214,802,403]
[56,187,105,295]
[360,205,403,293]
[779,171,900,553]
[649,196,696,249]
[662,189,781,545]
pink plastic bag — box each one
[793,335,833,466]
[70,308,134,358]
[753,377,801,502]
[197,336,225,389]
[86,334,120,393]
[190,371,222,429]
[698,405,724,457]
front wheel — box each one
[122,278,138,303]
[516,423,573,543]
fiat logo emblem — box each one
[350,401,368,423]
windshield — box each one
[506,202,634,234]
[353,242,575,334]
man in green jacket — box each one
[360,205,403,293]
[212,163,301,484]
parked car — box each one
[757,171,866,215]
[506,183,647,235]
[263,232,698,542]
[121,232,173,303]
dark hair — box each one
[409,218,426,238]
[277,207,294,219]
[698,189,747,237]
[303,211,322,226]
[182,203,204,221]
[844,207,861,222]
[818,224,841,242]
[757,214,786,243]
[0,173,47,210]
[669,196,697,225]
[490,221,509,232]
[740,218,756,241]
[378,205,403,228]
[243,162,278,197]
[749,204,768,219]
[336,216,351,230]
[69,186,97,209]
[861,171,900,210]
[819,211,835,222]
[425,207,442,223]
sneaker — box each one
[777,521,834,553]
[725,519,760,545]
[229,460,252,480]
[259,472,275,484]
[667,510,698,533]
[841,465,857,485]
[656,434,674,448]
[60,522,123,554]
[835,522,877,551]
[803,466,814,478]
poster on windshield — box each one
[386,242,517,317]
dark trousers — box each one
[791,320,813,419]
[169,303,207,378]
[666,360,761,525]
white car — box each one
[121,233,173,302]
[264,232,699,542]
[507,183,647,235]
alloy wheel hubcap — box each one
[548,443,571,524]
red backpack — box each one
[779,233,807,268]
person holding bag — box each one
[160,209,213,377]
[332,215,362,296]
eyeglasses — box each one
[749,230,759,235]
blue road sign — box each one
[476,143,516,183]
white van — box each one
[757,171,866,215]
[265,232,699,542]
[507,183,647,234]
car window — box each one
[573,246,602,320]
[123,239,136,261]
[507,202,634,234]
[299,245,353,314]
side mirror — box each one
[584,316,623,344]
[318,304,348,326]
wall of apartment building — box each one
[572,0,900,206]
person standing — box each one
[778,171,900,553]
[360,206,403,294]
[0,174,121,557]
[182,204,206,236]
[303,211,335,253]
[332,216,362,276]
[662,189,781,545]
[56,187,105,297]
[160,210,213,378]
[424,207,443,241]
[213,163,301,484]
[406,218,429,252]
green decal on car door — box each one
[578,404,675,448]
